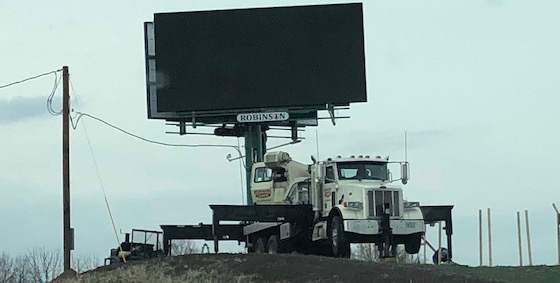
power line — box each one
[47,71,62,116]
[71,111,243,156]
[68,78,245,180]
[0,69,62,89]
[2,68,243,155]
[0,68,63,116]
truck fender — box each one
[327,207,343,232]
[403,206,424,220]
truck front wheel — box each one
[329,216,351,258]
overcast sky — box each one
[1,0,559,267]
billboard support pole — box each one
[244,124,264,205]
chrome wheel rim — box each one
[332,224,339,247]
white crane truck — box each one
[161,150,425,258]
[248,151,424,257]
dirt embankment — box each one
[49,253,516,283]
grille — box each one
[368,190,401,217]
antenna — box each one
[404,131,408,162]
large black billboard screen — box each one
[153,3,366,113]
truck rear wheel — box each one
[329,216,351,258]
[254,237,267,254]
[267,235,280,254]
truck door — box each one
[322,165,337,216]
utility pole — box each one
[62,66,72,272]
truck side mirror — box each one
[401,163,409,185]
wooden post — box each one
[553,203,560,265]
[517,211,523,266]
[479,209,483,266]
[525,210,532,266]
[487,208,492,267]
[62,66,71,272]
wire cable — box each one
[0,68,63,116]
[69,79,126,261]
[71,111,243,157]
[47,71,62,116]
[80,112,126,262]
[0,69,62,89]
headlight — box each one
[404,201,420,208]
[344,201,363,209]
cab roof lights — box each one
[332,155,378,160]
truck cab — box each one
[320,155,404,219]
[316,155,425,256]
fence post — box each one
[517,211,523,266]
[479,209,483,266]
[553,203,560,265]
[487,208,493,267]
[525,210,532,266]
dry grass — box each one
[56,259,258,283]
[51,253,560,283]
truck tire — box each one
[267,235,280,254]
[405,233,422,254]
[255,237,267,254]
[329,216,351,258]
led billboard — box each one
[146,3,366,120]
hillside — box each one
[49,253,560,283]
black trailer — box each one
[161,204,314,255]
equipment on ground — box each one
[105,229,163,265]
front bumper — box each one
[344,219,425,235]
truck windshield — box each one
[336,161,388,180]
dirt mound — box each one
[55,253,499,283]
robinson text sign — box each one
[237,112,289,123]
